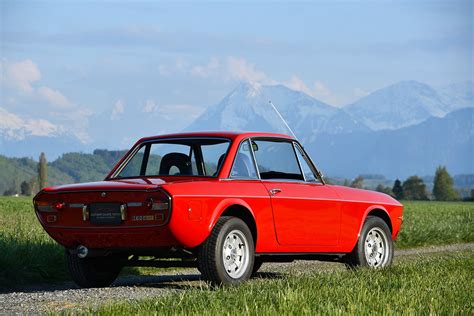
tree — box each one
[38,152,48,190]
[20,181,32,196]
[376,184,393,196]
[351,176,364,189]
[433,166,459,201]
[402,176,428,200]
[3,187,17,196]
[343,179,350,187]
[392,179,404,200]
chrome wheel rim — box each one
[222,229,250,279]
[364,227,390,268]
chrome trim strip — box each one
[69,203,84,208]
[127,202,143,207]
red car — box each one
[34,131,403,287]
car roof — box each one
[137,131,294,143]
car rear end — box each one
[33,185,177,251]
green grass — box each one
[0,197,473,290]
[84,252,474,315]
[396,201,474,248]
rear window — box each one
[114,138,230,178]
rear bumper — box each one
[44,226,180,249]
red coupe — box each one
[34,132,403,287]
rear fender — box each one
[208,198,256,232]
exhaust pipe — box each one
[77,245,89,258]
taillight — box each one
[144,190,171,224]
[35,200,65,212]
[35,200,54,212]
[54,202,65,211]
[146,198,169,211]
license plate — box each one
[89,203,122,225]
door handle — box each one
[269,188,282,196]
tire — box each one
[251,258,263,277]
[198,216,255,285]
[65,250,122,288]
[345,216,394,268]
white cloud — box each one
[191,57,220,78]
[1,59,41,93]
[313,81,332,98]
[158,56,268,83]
[38,86,74,108]
[111,99,125,120]
[0,107,62,140]
[157,104,205,121]
[284,75,314,96]
[142,99,158,113]
[225,57,267,82]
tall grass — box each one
[0,197,473,289]
[0,197,66,289]
[396,201,473,248]
[89,252,474,315]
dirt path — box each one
[1,243,473,315]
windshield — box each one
[113,138,231,178]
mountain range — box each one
[0,80,472,179]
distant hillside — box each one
[0,149,126,195]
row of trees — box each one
[3,152,47,197]
[348,166,461,201]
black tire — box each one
[251,258,264,277]
[345,216,394,268]
[198,216,255,285]
[65,250,122,288]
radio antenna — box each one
[268,100,298,140]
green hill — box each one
[0,149,126,195]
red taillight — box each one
[35,200,65,212]
[54,202,65,211]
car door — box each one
[251,138,341,246]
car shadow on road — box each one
[3,271,286,295]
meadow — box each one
[0,197,473,290]
[90,252,473,315]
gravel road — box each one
[1,243,473,315]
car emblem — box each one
[101,192,107,198]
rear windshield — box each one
[113,138,230,178]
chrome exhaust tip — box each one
[77,245,89,258]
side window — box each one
[230,140,258,179]
[294,144,318,182]
[201,142,229,176]
[252,140,304,181]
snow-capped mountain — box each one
[310,107,473,178]
[438,81,474,111]
[186,82,369,143]
[344,80,453,130]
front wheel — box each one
[198,216,255,285]
[345,216,393,268]
[65,251,122,288]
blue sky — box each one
[1,0,472,143]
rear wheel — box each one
[65,251,122,288]
[345,216,393,268]
[198,216,255,285]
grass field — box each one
[89,252,474,315]
[0,197,473,290]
